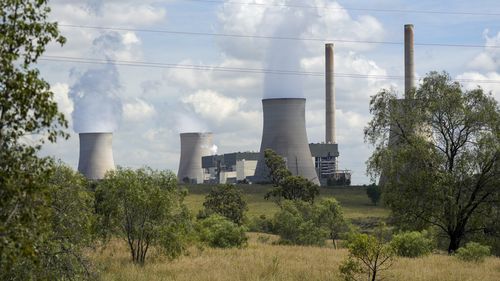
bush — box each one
[200,184,248,225]
[247,214,274,233]
[455,242,491,263]
[339,228,394,281]
[366,184,381,205]
[391,231,433,257]
[197,214,248,248]
[273,200,327,246]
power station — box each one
[77,132,115,180]
[76,24,417,185]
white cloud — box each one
[123,98,156,122]
[456,72,500,101]
[181,90,247,123]
[468,29,500,71]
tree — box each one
[273,200,327,246]
[264,149,319,204]
[317,198,347,249]
[0,0,67,276]
[365,71,500,253]
[366,184,381,206]
[196,214,248,248]
[199,184,248,225]
[96,167,191,265]
[339,229,395,281]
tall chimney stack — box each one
[78,132,115,180]
[404,24,415,98]
[325,43,336,144]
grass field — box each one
[183,184,389,219]
[90,233,500,281]
[89,185,500,280]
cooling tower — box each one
[177,132,213,184]
[253,98,320,185]
[78,132,115,180]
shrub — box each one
[273,200,327,246]
[247,214,274,233]
[200,184,248,225]
[391,231,433,257]
[339,228,394,281]
[197,214,248,248]
[455,242,491,263]
[366,184,381,206]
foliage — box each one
[316,198,347,249]
[273,200,327,246]
[365,71,500,253]
[455,242,491,263]
[0,0,68,277]
[263,148,292,186]
[339,229,395,281]
[199,184,248,225]
[96,167,191,264]
[247,214,274,233]
[366,184,381,206]
[391,231,434,258]
[263,149,320,204]
[197,214,248,248]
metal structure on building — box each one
[78,132,115,180]
[202,152,259,184]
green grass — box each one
[183,184,389,219]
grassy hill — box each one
[184,184,389,219]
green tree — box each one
[199,184,248,225]
[0,0,67,277]
[96,167,191,265]
[263,148,292,186]
[365,71,500,253]
[390,231,433,258]
[273,200,327,246]
[366,184,381,206]
[196,214,248,248]
[264,149,319,204]
[317,198,347,249]
[339,230,395,281]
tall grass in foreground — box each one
[88,233,500,281]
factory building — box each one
[202,144,351,186]
[202,152,259,184]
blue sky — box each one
[39,0,500,184]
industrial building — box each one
[202,143,351,186]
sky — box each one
[38,0,500,184]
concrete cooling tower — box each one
[177,132,213,184]
[78,132,115,180]
[253,98,320,185]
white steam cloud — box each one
[69,31,136,133]
[263,6,314,98]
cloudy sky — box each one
[39,0,500,184]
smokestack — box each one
[78,133,115,180]
[253,98,320,185]
[325,43,336,144]
[404,24,415,98]
[178,132,213,184]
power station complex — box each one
[77,24,416,186]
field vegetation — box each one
[88,233,500,281]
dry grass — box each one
[88,233,500,281]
